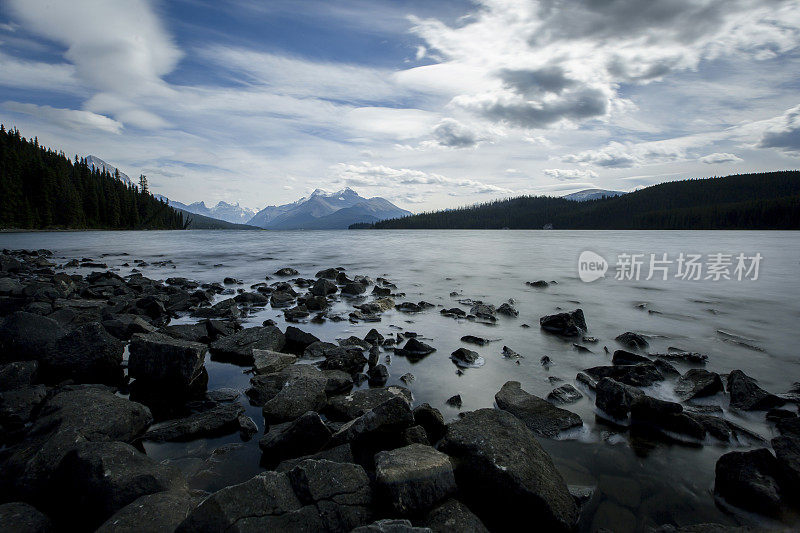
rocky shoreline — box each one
[1,248,799,532]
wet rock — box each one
[353,519,428,532]
[421,498,489,533]
[445,395,462,408]
[496,303,518,317]
[253,349,297,374]
[584,363,664,387]
[129,332,206,391]
[319,346,368,375]
[526,280,549,288]
[766,408,797,422]
[260,411,332,465]
[727,370,784,411]
[547,384,583,405]
[96,490,203,533]
[495,381,582,438]
[284,305,310,321]
[309,278,338,297]
[0,502,53,533]
[615,332,649,350]
[262,369,329,424]
[369,364,389,386]
[539,309,586,337]
[104,314,158,340]
[460,335,489,346]
[394,338,436,362]
[399,373,414,385]
[772,434,800,495]
[450,348,482,368]
[413,404,446,443]
[375,444,456,515]
[143,403,245,442]
[0,360,39,392]
[340,335,372,350]
[611,349,651,365]
[675,369,724,400]
[316,268,339,279]
[0,385,48,431]
[274,267,299,276]
[595,377,644,421]
[365,328,385,345]
[0,311,65,362]
[440,307,466,318]
[38,322,124,385]
[653,358,680,377]
[501,345,521,358]
[282,326,320,355]
[54,440,185,530]
[396,302,423,313]
[209,325,285,365]
[714,448,784,517]
[326,386,413,421]
[275,442,356,473]
[652,351,708,364]
[342,282,369,296]
[401,425,430,446]
[630,396,706,441]
[469,304,496,321]
[439,408,578,532]
[270,291,296,308]
[329,396,415,447]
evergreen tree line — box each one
[361,171,800,230]
[0,125,186,230]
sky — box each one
[1,0,799,212]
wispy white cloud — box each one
[700,152,743,164]
[3,102,123,134]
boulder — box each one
[727,370,784,411]
[772,434,800,496]
[128,332,206,390]
[611,350,650,366]
[103,314,158,341]
[37,322,124,385]
[262,368,329,424]
[353,519,430,532]
[368,364,389,386]
[0,312,64,362]
[253,350,297,375]
[54,440,186,530]
[394,338,436,362]
[496,303,518,317]
[96,490,203,533]
[547,384,583,405]
[342,282,368,296]
[469,304,496,321]
[615,332,649,349]
[309,278,338,297]
[316,268,339,279]
[450,348,482,368]
[274,267,299,276]
[284,326,320,354]
[209,325,285,365]
[494,381,582,438]
[259,411,332,465]
[329,396,415,447]
[413,404,446,443]
[275,443,355,473]
[375,444,456,515]
[365,328,385,344]
[326,386,413,421]
[421,499,489,533]
[439,408,578,532]
[674,369,724,400]
[539,309,586,337]
[0,502,52,533]
[630,396,706,441]
[318,346,367,375]
[0,360,39,391]
[143,403,245,442]
[595,377,644,421]
[584,363,664,387]
[0,385,48,431]
[714,448,784,516]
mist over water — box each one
[4,229,800,530]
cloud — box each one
[699,152,743,164]
[331,162,512,194]
[543,168,598,181]
[758,104,800,152]
[499,66,575,96]
[431,119,482,148]
[3,102,123,134]
[0,51,80,92]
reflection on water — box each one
[4,229,800,530]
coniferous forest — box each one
[0,125,186,230]
[362,171,800,230]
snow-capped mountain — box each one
[157,198,257,225]
[562,189,626,201]
[248,188,411,229]
[85,155,133,187]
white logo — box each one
[578,251,608,282]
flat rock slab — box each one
[209,325,285,365]
[375,444,456,515]
[96,490,203,533]
[144,403,245,442]
[253,349,297,375]
[129,332,206,388]
[327,386,413,421]
[495,381,582,438]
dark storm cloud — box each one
[498,66,574,96]
[477,87,608,129]
[432,119,480,147]
[759,106,800,151]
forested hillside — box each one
[0,125,185,230]
[365,171,800,230]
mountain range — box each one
[86,155,133,187]
[163,199,257,225]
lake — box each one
[3,229,799,531]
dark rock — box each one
[284,326,320,354]
[0,502,52,533]
[283,305,310,321]
[584,363,664,387]
[369,364,389,386]
[96,490,203,533]
[0,360,38,392]
[445,395,462,408]
[0,385,48,431]
[495,381,582,438]
[270,291,296,308]
[496,303,518,317]
[439,408,578,532]
[652,351,709,364]
[342,282,368,296]
[375,444,456,515]
[450,348,482,369]
[329,396,415,447]
[253,349,297,374]
[539,309,586,337]
[413,404,446,443]
[766,408,797,422]
[595,377,644,421]
[547,384,583,405]
[275,442,355,473]
[353,519,428,532]
[675,369,724,400]
[260,411,332,465]
[630,396,706,441]
[727,370,784,411]
[469,304,496,321]
[309,278,338,296]
[327,386,413,421]
[143,403,245,442]
[274,267,299,276]
[54,440,185,530]
[611,349,651,365]
[526,280,549,288]
[615,332,649,350]
[129,332,206,390]
[321,369,354,395]
[421,498,489,533]
[395,302,422,313]
[401,425,430,446]
[0,312,65,363]
[714,448,784,516]
[772,434,800,496]
[316,268,339,279]
[460,335,489,346]
[501,345,521,358]
[319,346,368,375]
[209,325,285,365]
[395,338,435,362]
[38,322,124,385]
[104,314,158,340]
[365,328,385,344]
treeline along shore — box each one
[356,171,800,230]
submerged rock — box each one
[674,369,724,401]
[143,403,245,442]
[727,369,784,411]
[375,444,456,515]
[611,349,650,366]
[539,309,586,337]
[615,332,649,350]
[495,381,582,438]
[450,348,483,368]
[439,408,578,532]
[460,335,490,346]
[547,384,583,405]
[630,396,706,441]
[595,377,644,422]
[584,363,664,387]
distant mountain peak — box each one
[85,155,133,187]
